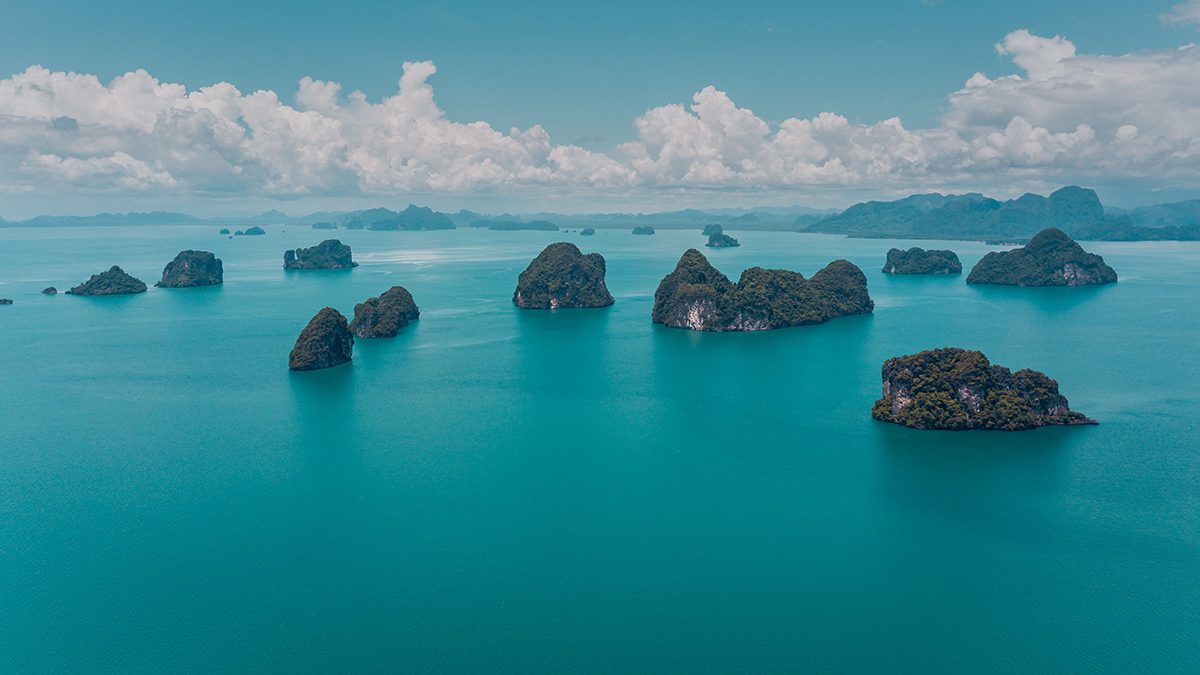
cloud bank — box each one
[1,30,1199,208]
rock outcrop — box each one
[156,250,223,287]
[0,298,11,305]
[580,227,595,236]
[883,247,962,275]
[289,307,354,370]
[967,228,1116,286]
[702,224,724,236]
[706,233,740,248]
[234,226,266,236]
[632,226,656,235]
[871,347,1097,430]
[350,286,420,338]
[513,242,614,309]
[652,249,873,331]
[284,239,358,270]
[218,228,230,235]
[42,287,57,295]
[66,266,147,296]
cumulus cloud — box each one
[1,31,1200,206]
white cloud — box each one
[1,31,1200,208]
[1162,0,1200,26]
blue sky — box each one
[1,0,1199,216]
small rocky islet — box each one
[289,307,354,371]
[42,287,57,295]
[156,250,223,288]
[872,347,1096,430]
[514,242,614,309]
[632,226,655,235]
[580,227,595,236]
[706,232,740,248]
[66,266,147,296]
[351,286,420,338]
[702,224,724,236]
[883,247,962,274]
[284,239,357,270]
[234,226,266,236]
[967,228,1116,286]
[0,298,11,305]
[652,249,873,331]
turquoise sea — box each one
[1,225,1198,672]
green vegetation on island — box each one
[351,286,420,338]
[513,242,614,309]
[706,233,740,248]
[632,226,655,235]
[284,240,358,270]
[234,226,266,236]
[883,247,962,275]
[289,307,354,371]
[967,228,1116,286]
[343,205,456,231]
[871,347,1096,430]
[652,249,873,331]
[66,266,147,296]
[156,250,223,287]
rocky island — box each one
[883,247,962,275]
[351,286,420,338]
[652,249,873,331]
[156,250,223,287]
[289,307,354,370]
[513,242,615,309]
[66,266,147,296]
[871,347,1096,430]
[0,298,11,305]
[234,226,266,236]
[967,228,1116,286]
[706,233,740,248]
[218,228,230,235]
[284,239,358,270]
[632,226,655,235]
[702,224,724,236]
[42,287,57,295]
[580,227,595,236]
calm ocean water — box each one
[1,225,1197,672]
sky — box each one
[2,0,1200,218]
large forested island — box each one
[871,347,1096,430]
[883,247,961,274]
[289,307,353,370]
[344,205,456,230]
[652,249,873,331]
[157,250,223,287]
[284,240,358,270]
[967,228,1117,286]
[66,266,147,295]
[513,242,614,309]
[351,286,420,338]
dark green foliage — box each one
[284,240,358,270]
[156,250,223,288]
[702,224,723,236]
[351,286,420,338]
[513,242,614,309]
[706,233,740,248]
[66,266,147,296]
[871,347,1096,430]
[967,228,1117,286]
[289,307,353,371]
[632,226,656,235]
[344,205,456,230]
[883,247,962,274]
[652,249,873,331]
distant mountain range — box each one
[3,191,1199,241]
